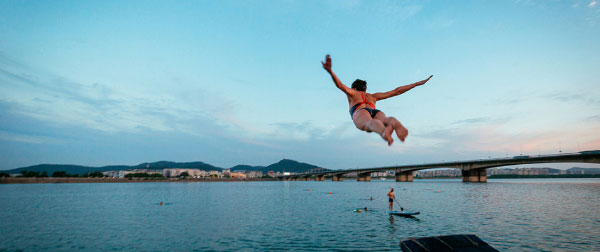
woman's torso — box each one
[348,91,377,110]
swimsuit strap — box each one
[360,92,375,109]
[350,92,377,119]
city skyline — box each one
[1,1,599,170]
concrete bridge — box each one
[278,150,600,183]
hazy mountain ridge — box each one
[5,159,329,175]
[264,159,325,173]
[230,165,266,172]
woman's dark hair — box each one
[351,79,367,91]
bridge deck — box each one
[279,151,600,179]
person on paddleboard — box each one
[322,54,432,145]
[387,188,395,211]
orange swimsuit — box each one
[349,92,380,119]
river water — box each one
[1,179,599,251]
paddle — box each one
[393,198,404,212]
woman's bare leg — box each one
[353,110,394,145]
[386,117,408,142]
[374,113,408,142]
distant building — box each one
[163,168,212,178]
[415,169,461,178]
[103,170,133,178]
[132,169,162,175]
[229,172,246,179]
[103,169,164,178]
[487,167,573,176]
[244,171,263,178]
[370,171,394,177]
[208,171,223,178]
[228,170,260,178]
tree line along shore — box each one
[0,170,277,184]
[0,177,277,184]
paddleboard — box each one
[388,211,420,216]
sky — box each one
[1,0,599,170]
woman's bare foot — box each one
[395,122,408,142]
[383,117,409,142]
[381,125,394,146]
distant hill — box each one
[7,164,100,176]
[6,161,223,175]
[229,159,329,173]
[5,159,329,175]
[137,161,221,171]
[230,164,266,172]
[264,159,329,173]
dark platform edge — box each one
[400,234,499,252]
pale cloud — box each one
[0,55,249,137]
[544,90,600,105]
[0,130,59,144]
[586,115,600,121]
[410,117,600,159]
[451,117,493,125]
[267,121,349,142]
[590,1,597,7]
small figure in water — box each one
[322,54,432,145]
[387,188,395,211]
[369,196,373,201]
[364,207,368,211]
[387,188,404,211]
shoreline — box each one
[0,177,277,184]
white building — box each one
[244,171,263,178]
[163,168,211,178]
[209,171,223,178]
[102,170,133,178]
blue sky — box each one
[1,0,599,170]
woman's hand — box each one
[321,54,332,73]
[415,75,433,86]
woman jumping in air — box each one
[322,54,432,146]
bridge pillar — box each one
[462,169,487,183]
[357,172,371,182]
[303,176,311,181]
[282,177,289,181]
[314,175,325,181]
[479,169,487,182]
[332,174,344,181]
[395,171,414,182]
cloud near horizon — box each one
[0,55,246,136]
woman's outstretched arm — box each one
[373,75,433,101]
[322,54,353,95]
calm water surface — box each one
[1,179,599,251]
